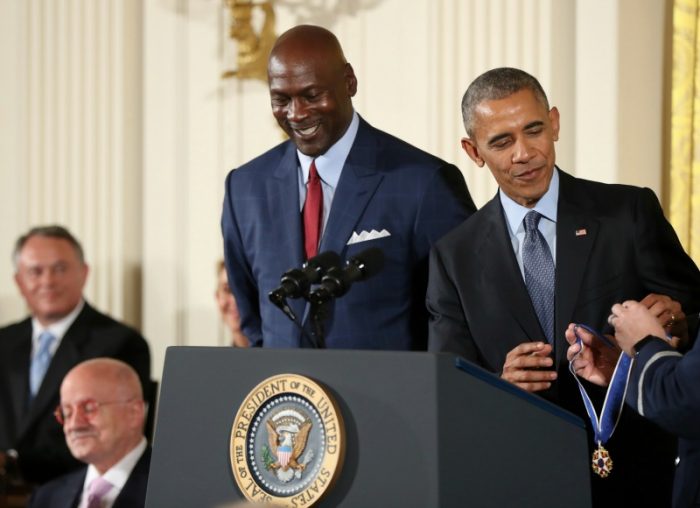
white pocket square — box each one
[347,229,391,245]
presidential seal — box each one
[230,374,345,506]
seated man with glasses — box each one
[28,358,150,508]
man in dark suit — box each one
[426,67,700,506]
[567,303,700,508]
[29,358,150,508]
[221,25,475,349]
[0,225,150,486]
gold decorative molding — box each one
[222,0,276,81]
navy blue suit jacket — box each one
[427,170,700,507]
[0,303,151,484]
[28,447,151,508]
[627,332,700,508]
[222,116,474,349]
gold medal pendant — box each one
[591,444,613,478]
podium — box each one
[146,347,591,507]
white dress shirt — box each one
[30,299,85,360]
[79,438,147,508]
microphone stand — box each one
[308,298,329,349]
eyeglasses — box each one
[54,398,135,425]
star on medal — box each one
[591,444,613,478]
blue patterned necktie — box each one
[522,210,555,344]
[29,331,56,399]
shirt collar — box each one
[82,438,147,495]
[297,110,359,188]
[499,167,560,235]
[32,299,85,344]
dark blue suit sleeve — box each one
[221,169,263,347]
[626,333,700,439]
[426,244,479,361]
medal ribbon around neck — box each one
[569,324,633,478]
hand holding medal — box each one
[565,323,631,478]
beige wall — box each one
[0,0,669,379]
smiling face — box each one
[14,236,88,326]
[461,88,560,208]
[268,26,357,157]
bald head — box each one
[64,358,143,401]
[267,25,357,157]
[59,358,145,474]
[269,25,347,69]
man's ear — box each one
[461,137,484,167]
[345,63,358,97]
[549,106,560,142]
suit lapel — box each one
[63,469,85,508]
[479,197,544,341]
[113,447,151,508]
[272,143,306,321]
[554,171,599,365]
[41,467,85,508]
[319,119,384,257]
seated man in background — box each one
[29,358,150,508]
[0,225,151,487]
[567,303,700,508]
[215,259,249,347]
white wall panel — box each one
[0,0,142,331]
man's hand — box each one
[611,301,667,356]
[565,324,618,387]
[501,342,556,392]
[640,293,688,342]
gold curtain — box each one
[670,0,700,264]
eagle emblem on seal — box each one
[264,409,313,481]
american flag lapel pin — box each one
[575,228,587,237]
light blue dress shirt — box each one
[297,111,360,237]
[499,168,559,279]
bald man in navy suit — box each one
[222,25,474,350]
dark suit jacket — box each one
[222,116,475,349]
[626,332,700,508]
[28,447,151,508]
[0,303,151,484]
[427,169,700,507]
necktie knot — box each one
[308,161,320,183]
[37,330,55,351]
[86,476,113,508]
[523,210,542,232]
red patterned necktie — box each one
[303,160,322,259]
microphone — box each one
[309,247,385,305]
[269,251,341,321]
